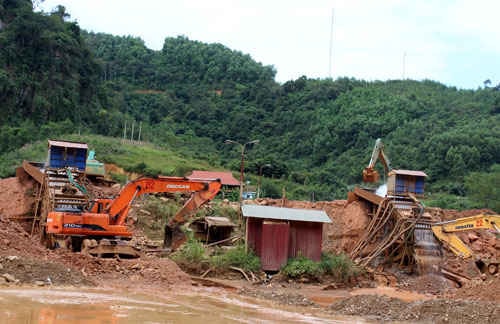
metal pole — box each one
[257,164,271,199]
[239,144,245,205]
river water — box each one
[0,288,365,323]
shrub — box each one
[320,253,360,282]
[210,245,261,272]
[281,256,323,280]
[172,233,206,263]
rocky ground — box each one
[0,176,499,323]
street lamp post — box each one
[257,164,271,199]
[225,139,259,205]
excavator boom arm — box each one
[105,177,221,225]
[436,214,500,233]
[367,138,392,172]
[363,138,392,182]
[431,214,500,258]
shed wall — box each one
[246,217,263,256]
[289,221,323,261]
[260,221,290,271]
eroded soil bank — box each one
[0,176,499,323]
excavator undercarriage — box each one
[21,159,221,258]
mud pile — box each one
[0,177,35,219]
[0,212,189,288]
[329,294,499,323]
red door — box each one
[261,221,289,271]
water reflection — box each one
[0,288,357,323]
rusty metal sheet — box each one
[260,221,290,271]
[21,160,45,184]
[187,171,240,186]
[289,221,322,262]
[204,216,236,227]
[389,169,427,177]
[352,187,383,206]
[246,217,262,256]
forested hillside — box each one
[0,1,498,211]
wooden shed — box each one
[387,169,427,197]
[242,204,332,272]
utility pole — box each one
[225,139,260,221]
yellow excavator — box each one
[362,138,392,183]
[432,214,500,274]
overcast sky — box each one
[38,0,500,89]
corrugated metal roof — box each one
[242,204,332,223]
[48,140,88,150]
[204,216,236,227]
[389,169,428,177]
[187,170,240,186]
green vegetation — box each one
[210,245,261,273]
[281,256,323,280]
[172,233,206,264]
[172,238,260,273]
[0,2,499,211]
[320,253,361,282]
[281,253,360,282]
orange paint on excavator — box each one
[46,176,221,253]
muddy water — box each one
[0,288,365,323]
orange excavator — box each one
[45,176,221,257]
[362,138,392,183]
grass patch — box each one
[281,256,323,280]
[210,245,261,272]
[320,253,361,282]
[171,233,206,264]
[281,253,360,282]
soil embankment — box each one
[0,176,499,323]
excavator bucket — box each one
[362,168,379,183]
[164,225,188,251]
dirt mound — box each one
[0,177,35,218]
[329,294,500,323]
[55,251,190,289]
[451,276,500,302]
[0,211,190,289]
[0,256,92,286]
[0,214,46,257]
